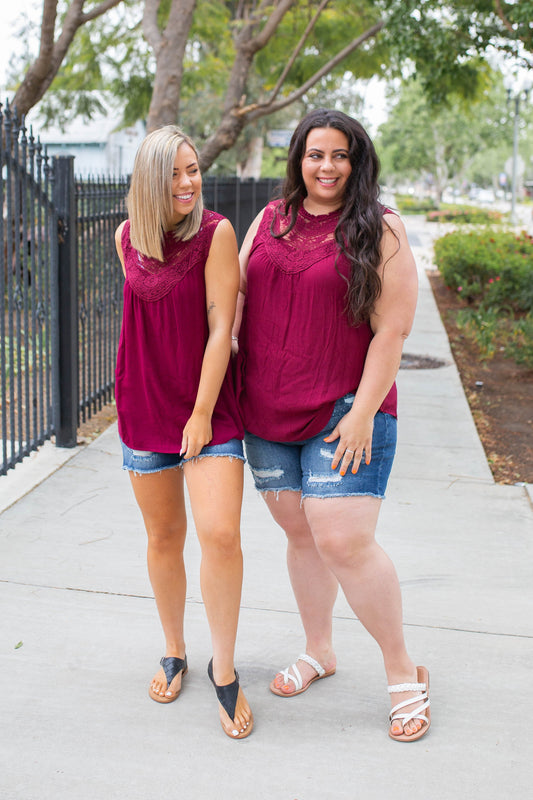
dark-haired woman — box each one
[233,109,430,741]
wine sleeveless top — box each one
[115,211,243,451]
[236,201,397,441]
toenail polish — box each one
[232,729,239,737]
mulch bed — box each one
[427,270,533,485]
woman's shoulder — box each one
[202,208,226,226]
[115,219,130,251]
[115,219,129,237]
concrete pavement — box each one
[1,216,532,799]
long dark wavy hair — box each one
[274,108,396,325]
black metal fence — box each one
[76,175,129,429]
[1,104,58,475]
[203,176,281,245]
[1,101,280,475]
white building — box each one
[26,103,145,177]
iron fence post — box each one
[53,156,78,447]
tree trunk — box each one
[237,136,263,179]
[143,0,197,132]
[198,14,384,172]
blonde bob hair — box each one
[127,125,204,261]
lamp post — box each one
[505,75,532,225]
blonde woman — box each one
[114,126,253,739]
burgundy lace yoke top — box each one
[236,200,397,441]
[115,211,243,451]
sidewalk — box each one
[1,216,532,800]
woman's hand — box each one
[180,410,213,459]
[323,410,373,477]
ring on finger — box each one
[346,448,354,454]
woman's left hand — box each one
[180,411,213,459]
[324,411,374,476]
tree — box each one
[192,1,386,170]
[377,72,527,202]
[9,0,124,119]
[380,0,533,104]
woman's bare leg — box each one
[304,495,423,737]
[264,490,338,692]
[184,456,252,735]
[129,468,187,698]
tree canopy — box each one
[377,68,533,201]
[6,1,533,172]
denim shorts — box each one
[121,438,245,475]
[244,395,397,499]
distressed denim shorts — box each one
[121,437,244,475]
[244,395,397,499]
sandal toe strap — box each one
[389,694,430,726]
[160,655,187,688]
[278,653,325,691]
[279,662,303,690]
[207,659,240,722]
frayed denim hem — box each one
[301,490,386,500]
[182,453,246,467]
[121,463,181,477]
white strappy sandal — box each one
[388,665,431,742]
[270,653,336,697]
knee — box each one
[146,522,186,554]
[284,520,315,550]
[313,529,370,569]
[201,524,242,559]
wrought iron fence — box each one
[203,176,281,245]
[1,100,279,476]
[77,176,128,426]
[1,103,58,475]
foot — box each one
[219,683,253,739]
[271,652,336,696]
[208,661,253,739]
[388,666,430,741]
[149,655,187,703]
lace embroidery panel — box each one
[123,212,220,301]
[259,202,342,275]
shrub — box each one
[434,229,533,313]
[506,314,533,369]
[434,228,533,366]
[394,194,436,214]
[426,205,503,224]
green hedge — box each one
[434,229,533,312]
[434,228,533,365]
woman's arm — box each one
[325,213,418,475]
[180,218,240,458]
[231,208,265,352]
[114,221,127,277]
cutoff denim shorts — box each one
[244,394,397,499]
[121,437,244,475]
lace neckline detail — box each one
[299,204,343,222]
[123,211,220,301]
[259,201,343,274]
